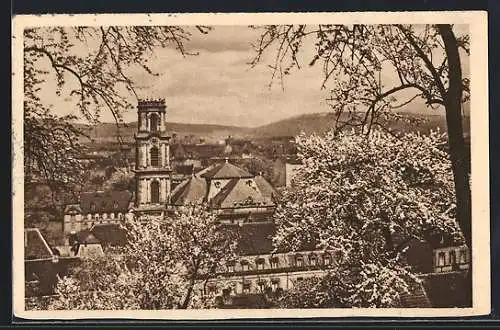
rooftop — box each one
[25,228,54,260]
[79,190,133,214]
[210,178,273,209]
[201,161,253,180]
[91,223,128,246]
[170,175,208,206]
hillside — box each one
[251,112,470,138]
[77,122,252,144]
[78,110,470,145]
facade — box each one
[63,190,134,243]
[433,245,470,273]
[73,231,104,258]
[133,99,173,217]
[272,156,304,188]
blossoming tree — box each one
[272,128,463,307]
[250,24,471,249]
[47,204,238,310]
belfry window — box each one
[151,181,160,203]
[150,147,159,167]
[150,113,159,132]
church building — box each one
[132,99,172,217]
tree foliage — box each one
[250,24,471,248]
[272,128,462,307]
[251,24,469,132]
[47,204,237,310]
[24,26,209,189]
[102,168,135,192]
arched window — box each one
[309,254,317,266]
[438,252,446,266]
[150,147,159,167]
[151,181,160,203]
[296,255,304,267]
[449,250,457,265]
[150,113,159,132]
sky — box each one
[39,25,469,128]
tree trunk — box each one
[180,278,195,309]
[438,25,472,307]
[180,260,201,309]
[437,25,472,249]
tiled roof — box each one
[421,271,472,307]
[195,163,219,177]
[170,175,208,206]
[254,175,277,199]
[400,282,432,307]
[201,162,253,179]
[75,230,101,245]
[223,222,276,256]
[91,223,128,246]
[79,190,133,214]
[210,178,272,209]
[25,228,54,260]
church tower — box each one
[133,98,172,216]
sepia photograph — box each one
[12,12,490,319]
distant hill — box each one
[78,110,470,145]
[251,111,470,138]
[76,122,253,144]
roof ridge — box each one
[210,178,239,206]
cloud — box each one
[44,25,470,127]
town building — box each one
[25,228,80,298]
[62,190,134,243]
[132,99,173,217]
[57,98,471,308]
[169,159,276,223]
[271,155,304,188]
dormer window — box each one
[255,258,265,270]
[296,256,304,267]
[226,261,235,272]
[437,252,446,266]
[240,260,250,271]
[323,253,331,266]
[309,255,317,266]
[271,278,280,291]
[270,257,279,269]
